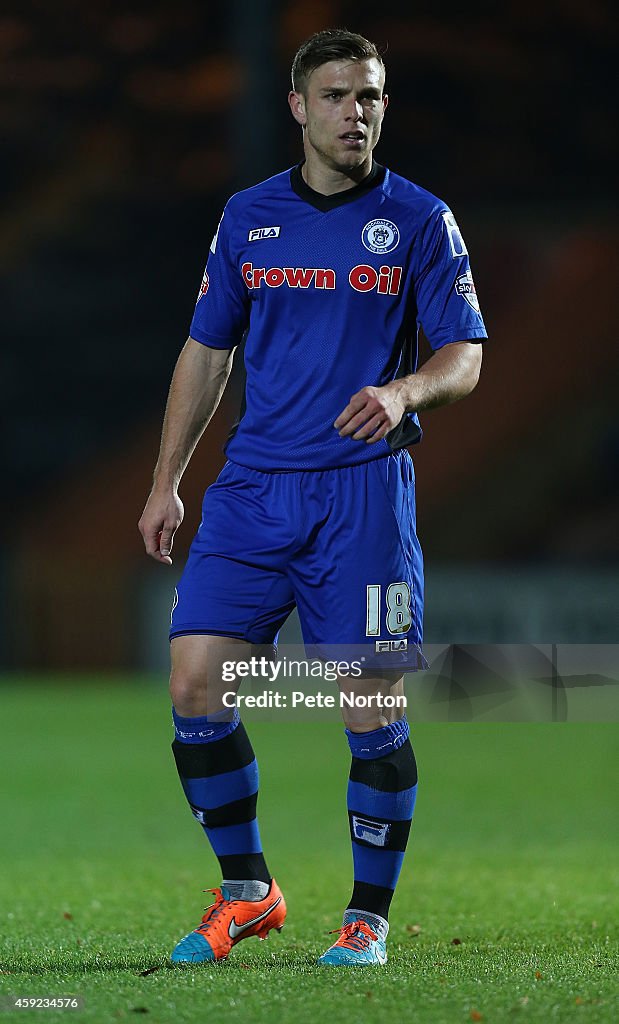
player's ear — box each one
[382,93,389,115]
[288,90,306,127]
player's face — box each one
[290,58,388,175]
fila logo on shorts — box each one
[375,638,408,653]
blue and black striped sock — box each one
[171,707,271,885]
[346,716,418,924]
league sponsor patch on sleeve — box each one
[455,270,480,312]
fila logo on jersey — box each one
[242,263,402,296]
[248,226,281,242]
[362,218,400,254]
[455,270,480,312]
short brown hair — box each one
[291,29,385,94]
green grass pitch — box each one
[0,681,617,1023]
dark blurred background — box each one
[2,0,617,671]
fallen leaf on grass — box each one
[240,964,252,970]
[520,997,529,1006]
[451,937,462,945]
[535,970,542,980]
[63,912,73,920]
[406,924,422,935]
[470,1011,483,1021]
[137,967,161,977]
[365,992,373,999]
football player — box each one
[139,28,487,966]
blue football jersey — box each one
[190,162,487,471]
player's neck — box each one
[301,153,374,196]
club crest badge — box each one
[362,218,400,254]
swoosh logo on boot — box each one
[228,896,282,939]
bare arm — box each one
[138,338,234,564]
[334,340,483,444]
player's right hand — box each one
[138,488,184,565]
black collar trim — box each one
[290,161,385,212]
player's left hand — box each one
[334,382,406,444]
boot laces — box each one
[328,920,378,951]
[196,888,229,935]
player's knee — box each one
[342,709,406,733]
[338,671,405,732]
[169,667,207,715]
[169,634,239,714]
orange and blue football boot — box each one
[318,919,388,966]
[170,879,286,963]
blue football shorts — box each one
[170,450,425,670]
